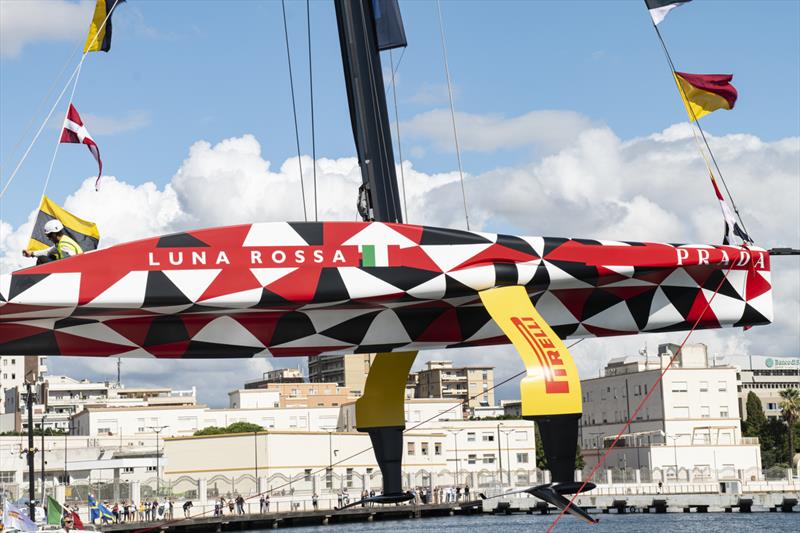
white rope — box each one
[0,1,119,202]
[41,60,85,200]
[435,0,470,231]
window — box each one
[325,468,333,489]
[673,406,689,418]
[304,469,312,481]
[699,381,708,392]
[346,468,354,488]
[717,381,727,392]
[123,467,134,473]
[700,406,710,418]
[514,431,528,442]
[516,453,529,464]
[146,466,157,472]
[467,454,477,465]
[720,406,729,418]
[407,442,415,455]
[421,442,429,456]
[0,471,15,483]
[482,454,495,464]
[671,381,688,392]
[434,442,442,455]
[767,402,778,410]
[482,433,494,442]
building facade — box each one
[578,343,762,479]
[726,354,800,420]
[307,353,376,396]
[0,355,46,414]
[413,360,494,414]
[230,383,356,409]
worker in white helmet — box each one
[22,219,83,263]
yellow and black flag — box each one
[84,0,126,53]
[28,196,100,253]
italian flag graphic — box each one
[360,244,389,267]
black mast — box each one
[334,0,404,223]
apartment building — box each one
[308,353,376,396]
[414,360,494,414]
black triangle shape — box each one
[55,317,98,329]
[255,287,292,308]
[143,271,192,308]
[288,222,324,245]
[184,340,262,358]
[314,268,350,302]
[362,266,440,292]
[270,312,316,346]
[529,262,550,290]
[496,234,537,257]
[456,307,492,340]
[320,311,380,345]
[394,306,449,340]
[9,274,49,301]
[0,330,60,354]
[157,232,209,248]
[420,226,491,245]
[624,289,657,331]
[573,238,602,246]
[734,304,770,328]
[661,286,698,321]
[358,343,407,353]
[547,260,599,287]
[702,270,742,300]
[581,289,623,320]
[542,237,569,257]
[144,316,189,347]
[444,275,474,298]
[551,323,579,340]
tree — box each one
[534,422,584,471]
[779,388,800,466]
[225,421,264,434]
[743,392,767,437]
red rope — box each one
[547,262,737,532]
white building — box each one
[2,375,196,433]
[579,343,762,480]
[724,354,800,420]
[71,404,341,437]
[0,356,46,413]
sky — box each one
[0,0,798,407]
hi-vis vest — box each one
[56,234,83,259]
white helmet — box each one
[43,219,64,234]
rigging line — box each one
[547,262,737,532]
[282,0,308,222]
[652,24,753,242]
[0,0,118,202]
[41,60,86,200]
[306,0,318,222]
[389,49,409,223]
[435,0,470,231]
[0,39,84,176]
[133,337,584,533]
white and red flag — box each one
[61,103,103,189]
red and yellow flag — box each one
[674,71,738,121]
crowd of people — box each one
[98,498,175,523]
[410,485,471,504]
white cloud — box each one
[1,117,797,404]
[401,109,598,153]
[0,0,94,58]
[82,111,151,135]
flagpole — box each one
[650,22,752,242]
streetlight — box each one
[149,425,169,497]
[496,423,503,488]
[41,414,47,504]
[254,431,259,491]
[447,429,464,487]
[500,428,514,489]
[662,432,678,481]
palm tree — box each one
[779,388,800,466]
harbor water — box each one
[246,512,799,532]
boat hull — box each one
[0,222,772,357]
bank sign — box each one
[753,356,800,370]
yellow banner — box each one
[479,286,582,417]
[84,0,109,53]
[674,73,731,122]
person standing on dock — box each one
[312,493,318,511]
[259,495,266,514]
[464,485,470,501]
[182,501,192,518]
[265,494,270,513]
